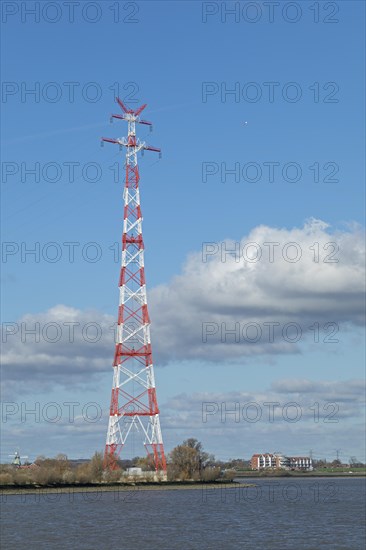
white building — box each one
[251,453,312,471]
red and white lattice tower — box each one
[101,98,166,474]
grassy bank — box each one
[234,468,366,478]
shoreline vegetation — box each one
[1,439,235,489]
[2,438,365,494]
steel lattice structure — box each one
[101,98,166,473]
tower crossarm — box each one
[102,136,161,155]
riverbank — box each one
[234,470,366,478]
[1,480,255,495]
[3,472,364,495]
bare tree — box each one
[169,439,213,480]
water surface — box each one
[1,478,365,549]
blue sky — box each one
[1,1,365,463]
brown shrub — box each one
[89,452,104,482]
[12,469,33,485]
[62,470,76,484]
[33,466,61,485]
[201,467,221,482]
[103,469,122,483]
[0,473,14,485]
[221,469,236,481]
[75,463,92,484]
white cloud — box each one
[1,305,115,396]
[1,220,365,396]
[149,219,365,362]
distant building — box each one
[251,453,312,471]
[123,467,167,482]
[288,457,313,470]
[251,453,285,470]
[126,467,143,476]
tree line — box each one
[0,439,236,486]
[2,443,364,487]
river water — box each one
[1,478,365,549]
